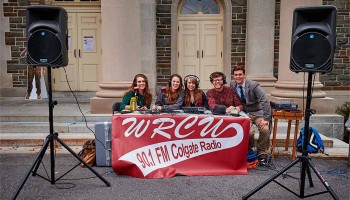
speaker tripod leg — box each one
[242,157,301,199]
[306,164,314,187]
[54,137,111,187]
[12,138,51,200]
[32,135,54,176]
[307,160,339,199]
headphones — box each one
[184,75,200,88]
[209,72,227,84]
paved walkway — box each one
[1,154,349,200]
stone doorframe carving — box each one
[171,0,232,83]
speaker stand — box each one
[12,67,111,200]
[242,72,339,200]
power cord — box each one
[62,67,109,152]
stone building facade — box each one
[0,0,349,110]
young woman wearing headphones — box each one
[120,74,153,110]
[183,75,208,108]
[153,74,184,111]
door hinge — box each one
[178,26,179,32]
[178,51,179,57]
[53,78,55,84]
[221,52,222,57]
[221,26,223,31]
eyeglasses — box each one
[212,79,223,82]
[137,80,146,83]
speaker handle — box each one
[74,49,76,58]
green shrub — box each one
[335,101,350,117]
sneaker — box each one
[37,94,42,99]
[258,154,270,165]
[25,94,30,100]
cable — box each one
[60,170,114,181]
[54,182,76,189]
[62,67,109,152]
[319,169,350,179]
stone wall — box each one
[231,0,247,71]
[321,0,350,90]
[3,0,28,89]
[1,0,349,94]
[156,0,172,85]
[155,0,349,89]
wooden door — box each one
[178,20,223,89]
[52,13,101,91]
[200,21,223,89]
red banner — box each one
[112,114,250,178]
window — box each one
[180,0,220,14]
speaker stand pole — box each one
[12,67,111,200]
[242,72,339,200]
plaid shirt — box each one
[206,86,243,111]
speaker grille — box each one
[27,29,63,66]
[290,32,332,73]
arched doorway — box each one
[177,0,224,89]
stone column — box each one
[91,0,156,113]
[0,3,13,96]
[270,0,335,113]
[245,0,276,93]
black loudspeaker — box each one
[26,6,68,67]
[290,6,337,73]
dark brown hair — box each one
[233,66,246,74]
[165,74,183,104]
[124,74,152,108]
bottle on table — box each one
[130,96,137,112]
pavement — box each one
[0,154,349,200]
[0,93,349,199]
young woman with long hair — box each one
[183,75,208,108]
[153,74,184,111]
[120,74,152,110]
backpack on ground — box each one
[297,127,325,153]
[78,140,96,167]
[246,150,259,169]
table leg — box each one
[285,120,292,151]
[292,120,300,160]
[271,119,278,159]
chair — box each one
[271,109,304,160]
[112,102,121,114]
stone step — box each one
[0,133,95,147]
[272,133,333,148]
[0,122,96,133]
[0,121,317,133]
[0,128,334,148]
[0,115,111,123]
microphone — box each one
[161,86,166,93]
[134,87,139,96]
[161,87,167,104]
[271,101,298,111]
